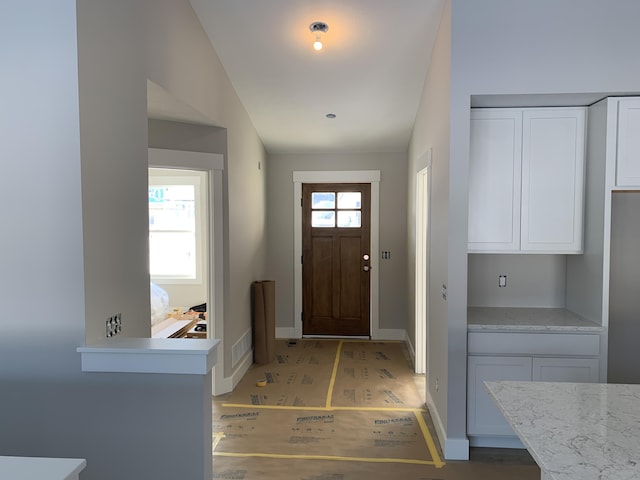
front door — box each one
[302,183,371,336]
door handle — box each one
[363,265,372,272]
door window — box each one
[311,191,362,228]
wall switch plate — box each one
[499,275,507,288]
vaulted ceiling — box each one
[188,0,444,154]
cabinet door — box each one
[467,355,532,436]
[521,109,586,253]
[468,110,522,252]
[532,357,599,382]
[616,98,640,187]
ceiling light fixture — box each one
[309,21,329,51]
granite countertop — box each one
[468,307,603,332]
[485,381,640,480]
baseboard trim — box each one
[443,437,470,460]
[276,327,297,339]
[373,328,406,341]
[213,348,254,396]
[405,331,416,368]
[469,435,524,449]
[425,389,469,460]
[277,327,406,342]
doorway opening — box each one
[148,167,208,338]
[148,148,226,394]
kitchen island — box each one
[485,381,640,480]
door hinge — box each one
[301,312,304,322]
[301,255,303,264]
[300,197,303,207]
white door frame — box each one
[293,170,380,338]
[148,148,225,395]
[415,150,432,374]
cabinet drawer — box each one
[468,332,599,356]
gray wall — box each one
[408,0,640,459]
[266,152,408,333]
[468,255,567,308]
[608,192,640,383]
[408,0,453,453]
[566,100,609,324]
[0,0,266,477]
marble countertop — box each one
[485,381,640,480]
[468,307,603,332]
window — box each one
[149,168,206,284]
[311,191,361,228]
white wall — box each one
[266,152,409,334]
[0,0,267,477]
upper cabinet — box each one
[469,107,586,254]
[616,98,640,187]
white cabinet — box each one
[467,331,600,447]
[467,356,531,437]
[616,98,640,187]
[469,108,586,253]
[532,356,600,382]
[469,110,522,252]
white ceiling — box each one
[185,0,444,154]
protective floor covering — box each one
[212,339,540,480]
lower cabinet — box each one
[532,356,599,382]
[467,332,600,447]
[468,356,532,437]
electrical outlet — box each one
[106,313,122,338]
[440,284,447,300]
[381,251,391,260]
[499,275,507,288]
[435,378,439,392]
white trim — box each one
[425,389,470,460]
[293,170,381,183]
[375,329,406,341]
[212,346,254,396]
[293,171,381,339]
[276,327,297,339]
[443,437,471,461]
[415,150,432,375]
[148,169,207,285]
[148,148,224,170]
[468,436,524,449]
[77,338,220,375]
[405,330,416,368]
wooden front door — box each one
[302,183,371,336]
